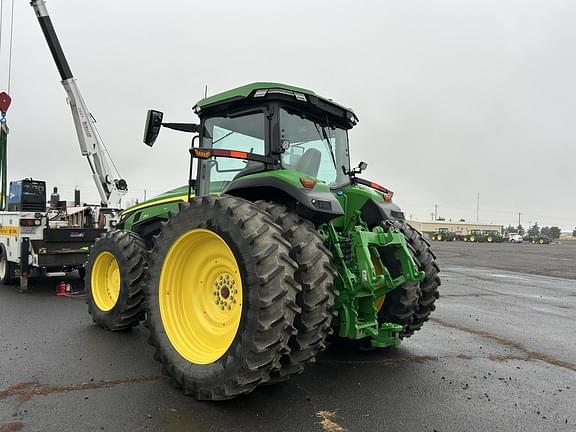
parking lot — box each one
[1,241,575,432]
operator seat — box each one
[295,148,322,178]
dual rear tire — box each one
[144,195,336,400]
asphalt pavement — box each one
[0,241,575,431]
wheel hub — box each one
[213,272,238,311]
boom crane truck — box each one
[0,0,128,291]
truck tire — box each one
[0,245,17,285]
[86,230,148,331]
[145,195,299,400]
[256,201,337,382]
[377,220,441,338]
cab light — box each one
[300,178,316,189]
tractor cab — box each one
[192,83,357,195]
[144,83,359,197]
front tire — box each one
[86,230,148,331]
[378,220,441,339]
[145,195,299,400]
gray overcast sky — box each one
[1,0,575,229]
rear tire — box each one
[256,201,337,382]
[378,220,441,339]
[86,230,148,331]
[145,195,299,400]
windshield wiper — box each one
[314,122,337,168]
[212,130,235,146]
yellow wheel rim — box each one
[91,251,121,312]
[159,228,243,365]
[487,236,493,242]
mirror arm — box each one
[162,123,200,133]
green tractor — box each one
[430,229,455,241]
[85,83,440,400]
[529,235,551,244]
[482,230,504,243]
[462,230,481,242]
[463,230,503,243]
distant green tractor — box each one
[463,230,503,243]
[529,235,551,244]
[84,83,440,400]
[462,230,481,242]
[431,230,455,241]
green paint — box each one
[332,183,385,228]
[194,82,356,117]
[320,210,424,348]
[239,168,331,192]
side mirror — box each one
[143,110,164,147]
[358,161,368,171]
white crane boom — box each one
[30,0,127,209]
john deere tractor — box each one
[85,83,440,400]
[463,230,503,243]
[431,229,455,241]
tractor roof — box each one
[194,82,358,127]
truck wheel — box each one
[256,201,336,382]
[487,236,493,242]
[145,195,299,400]
[0,246,17,285]
[86,230,148,331]
[377,220,441,338]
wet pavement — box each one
[0,242,575,431]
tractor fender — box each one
[360,198,405,229]
[224,176,344,224]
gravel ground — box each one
[0,242,575,431]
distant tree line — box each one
[504,223,562,239]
